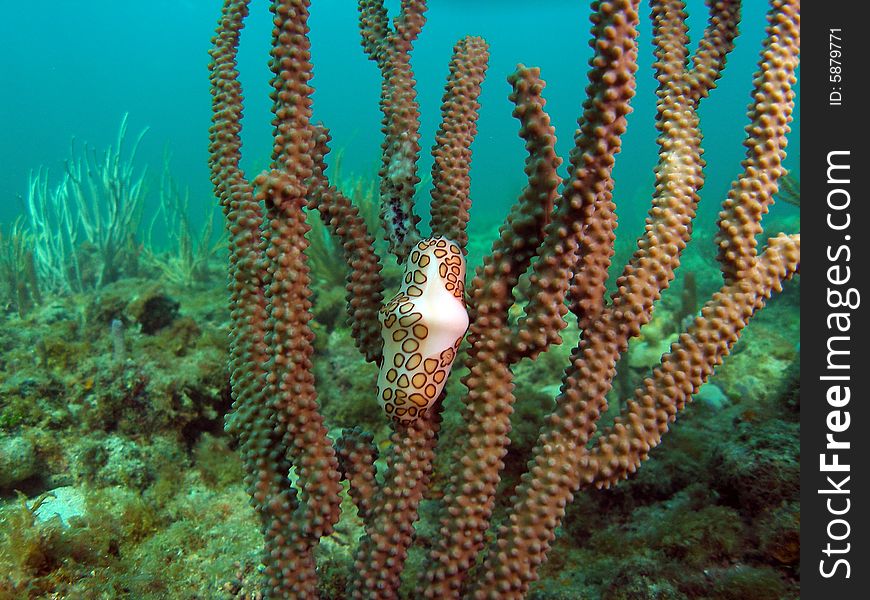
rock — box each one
[695,383,729,410]
[0,435,39,490]
[711,420,799,514]
[34,486,87,526]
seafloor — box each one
[0,196,799,599]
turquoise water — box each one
[2,0,799,235]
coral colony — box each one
[208,0,799,598]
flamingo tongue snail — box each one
[377,237,469,423]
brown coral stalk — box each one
[716,0,799,283]
[209,1,305,594]
[513,0,641,361]
[429,36,490,250]
[358,0,429,261]
[470,1,799,597]
[336,427,380,523]
[422,64,561,599]
[208,0,801,598]
[351,407,442,600]
[308,126,385,364]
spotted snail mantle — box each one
[208,0,800,598]
[378,237,468,424]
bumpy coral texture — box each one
[378,237,468,423]
[208,0,801,598]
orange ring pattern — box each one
[377,237,467,423]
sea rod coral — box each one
[207,0,800,598]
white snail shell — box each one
[377,237,469,423]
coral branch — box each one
[716,0,799,283]
[588,234,800,486]
[351,408,442,599]
[336,428,380,524]
[686,0,741,101]
[514,0,641,361]
[358,0,427,261]
[422,64,561,598]
[208,0,800,598]
[429,36,489,250]
[309,126,386,364]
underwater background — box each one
[1,0,799,598]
